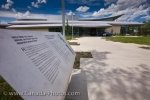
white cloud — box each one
[27,6,31,9]
[15,11,31,18]
[31,2,38,8]
[92,8,112,17]
[67,0,103,6]
[11,8,16,13]
[143,16,150,22]
[66,11,77,20]
[0,11,15,18]
[104,0,117,5]
[41,0,47,3]
[0,10,62,20]
[76,6,90,12]
[1,0,14,9]
[31,0,47,8]
[0,10,31,19]
[116,7,150,22]
[66,11,75,16]
[92,0,150,22]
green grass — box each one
[66,35,72,40]
[0,52,92,99]
[105,36,150,45]
[65,35,80,40]
[0,76,23,100]
[140,46,150,50]
[68,42,80,45]
[74,52,93,69]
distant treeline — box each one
[141,22,150,36]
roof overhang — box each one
[7,24,62,29]
[7,20,143,29]
[108,22,144,26]
[7,23,112,29]
[78,14,124,21]
[69,24,112,28]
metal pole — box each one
[61,0,65,38]
[72,13,74,39]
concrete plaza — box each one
[66,37,150,100]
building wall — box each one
[105,25,121,34]
[112,25,121,34]
[105,27,112,33]
[8,28,49,32]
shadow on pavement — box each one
[65,69,89,100]
[81,51,150,100]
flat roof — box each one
[70,23,112,27]
[7,20,143,29]
[9,20,143,25]
[9,20,109,25]
[0,23,10,28]
[108,22,144,25]
[17,18,47,21]
[7,23,112,28]
[7,24,62,28]
[9,20,62,25]
[78,14,124,21]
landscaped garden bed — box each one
[74,52,93,69]
[105,36,150,45]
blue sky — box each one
[0,0,105,14]
[0,0,150,23]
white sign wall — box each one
[0,29,75,100]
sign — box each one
[0,29,75,100]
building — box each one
[6,15,144,36]
[0,23,10,29]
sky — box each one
[0,0,150,23]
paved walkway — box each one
[67,37,150,100]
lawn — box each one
[105,36,150,45]
[65,35,80,40]
[0,76,23,100]
[68,42,80,45]
[66,35,72,40]
[0,52,92,99]
[74,52,93,69]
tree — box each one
[141,22,150,36]
[65,19,72,36]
